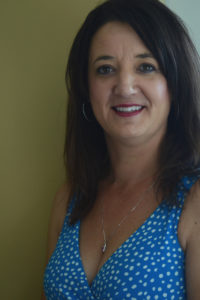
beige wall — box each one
[0,1,98,299]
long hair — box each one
[65,0,200,224]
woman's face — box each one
[88,21,171,146]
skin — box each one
[41,22,200,300]
[88,22,171,149]
[88,21,171,184]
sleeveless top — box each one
[44,175,199,300]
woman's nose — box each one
[113,72,140,98]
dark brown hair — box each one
[65,0,200,224]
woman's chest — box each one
[79,194,162,285]
[45,203,186,299]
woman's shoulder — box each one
[52,182,70,228]
[46,182,70,262]
[178,178,200,299]
[178,178,200,251]
[53,182,70,210]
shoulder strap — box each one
[181,172,200,192]
[176,173,200,207]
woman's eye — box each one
[96,65,115,75]
[138,63,156,73]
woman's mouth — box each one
[112,104,144,117]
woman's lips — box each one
[112,104,144,117]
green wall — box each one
[0,1,97,299]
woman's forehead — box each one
[89,21,151,62]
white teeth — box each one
[115,106,142,112]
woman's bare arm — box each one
[179,181,200,300]
[40,183,70,300]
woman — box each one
[42,0,200,299]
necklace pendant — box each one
[102,242,107,253]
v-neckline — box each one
[77,200,165,288]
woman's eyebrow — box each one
[93,55,115,64]
[93,52,154,64]
[135,52,154,59]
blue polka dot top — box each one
[44,175,199,299]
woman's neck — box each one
[106,135,161,186]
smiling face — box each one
[88,21,171,147]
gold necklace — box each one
[101,180,156,254]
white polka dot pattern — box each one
[44,176,199,299]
